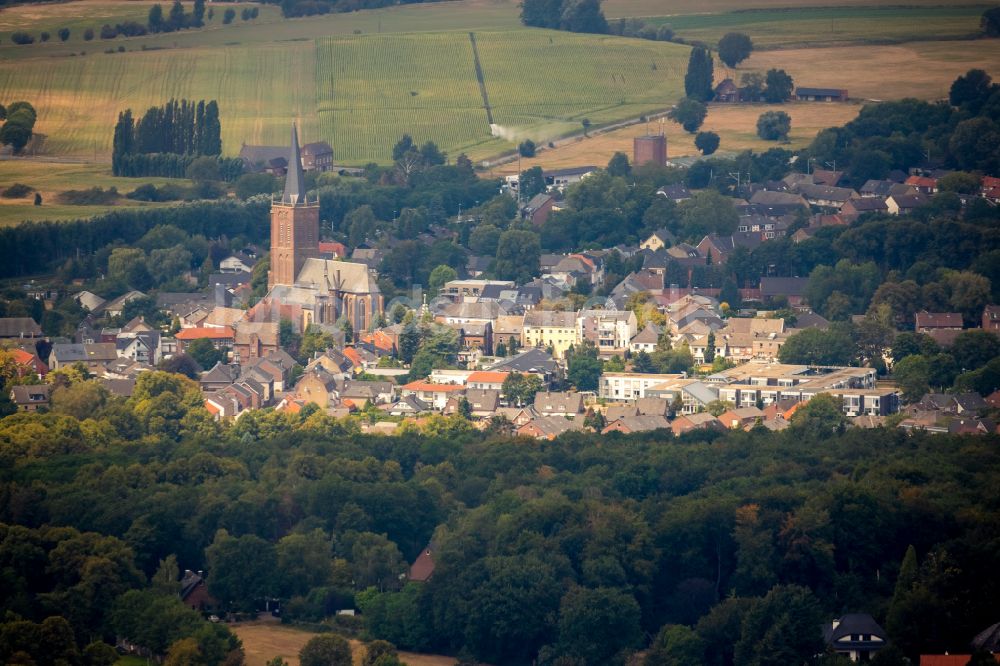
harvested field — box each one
[232,622,457,666]
[487,38,1000,174]
[739,40,1000,101]
[602,0,980,18]
[640,6,986,48]
[487,102,861,175]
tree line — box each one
[520,0,609,34]
[112,98,223,176]
[1,369,999,664]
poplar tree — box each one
[684,46,715,102]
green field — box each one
[642,5,989,48]
[0,26,688,164]
[316,30,688,162]
[0,160,190,226]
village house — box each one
[822,614,888,662]
[0,317,43,340]
[915,312,963,332]
[983,305,1000,332]
[671,412,724,436]
[840,197,888,221]
[488,348,560,385]
[630,323,662,354]
[577,309,637,357]
[447,388,500,418]
[101,291,147,319]
[10,384,51,411]
[385,394,431,416]
[717,406,765,430]
[219,254,257,274]
[534,391,585,418]
[233,321,280,363]
[657,184,692,203]
[48,343,118,373]
[600,372,685,401]
[516,414,585,440]
[521,193,555,226]
[293,368,340,409]
[522,310,578,359]
[640,228,676,252]
[9,347,48,378]
[400,380,465,410]
[175,327,235,355]
[602,414,671,434]
[886,192,929,215]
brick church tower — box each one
[268,124,320,289]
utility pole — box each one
[728,171,743,192]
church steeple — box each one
[268,122,320,290]
[282,123,306,205]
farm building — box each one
[240,140,335,173]
[795,87,849,102]
[713,78,745,103]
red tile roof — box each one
[176,326,235,340]
[920,656,1000,666]
[402,381,465,392]
[318,241,347,257]
[342,347,363,368]
[409,547,435,582]
[906,175,937,188]
[466,371,510,384]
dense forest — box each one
[0,373,999,664]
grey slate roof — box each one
[489,348,558,375]
[282,124,306,205]
[0,317,42,338]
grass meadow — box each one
[315,30,689,163]
[0,26,689,164]
[0,161,190,226]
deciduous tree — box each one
[718,32,753,67]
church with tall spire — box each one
[268,124,320,289]
[255,125,383,332]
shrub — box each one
[1,183,34,199]
[518,139,536,157]
[223,8,236,23]
[656,24,674,41]
[127,182,189,202]
[11,32,34,45]
[116,21,147,36]
[756,110,792,141]
[40,32,51,42]
[56,186,120,205]
[58,27,71,41]
[99,24,118,39]
[83,28,95,41]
